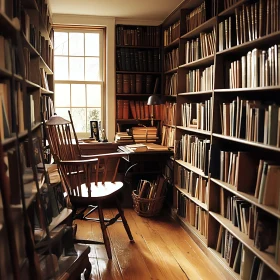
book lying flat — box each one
[125,144,147,152]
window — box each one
[53,27,105,137]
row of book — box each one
[116,74,159,95]
[164,48,179,71]
[116,48,160,72]
[181,98,213,131]
[218,150,280,210]
[185,29,216,64]
[235,0,279,46]
[164,73,177,96]
[185,1,218,34]
[161,125,175,147]
[21,9,53,70]
[162,102,176,126]
[116,25,161,47]
[116,100,161,120]
[41,95,54,121]
[0,36,20,75]
[177,192,208,238]
[228,45,280,88]
[163,20,180,47]
[186,65,214,92]
[220,98,280,147]
[220,190,280,265]
[179,134,210,175]
[216,226,279,278]
[0,81,26,141]
[176,166,208,205]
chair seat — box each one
[70,181,123,203]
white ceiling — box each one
[48,0,184,22]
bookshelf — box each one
[115,24,162,135]
[164,0,280,279]
[0,0,91,278]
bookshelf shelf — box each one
[210,212,280,276]
[164,38,180,50]
[177,126,211,136]
[207,248,240,280]
[175,184,208,211]
[218,0,251,17]
[178,90,213,96]
[176,160,208,179]
[211,178,280,219]
[212,133,280,153]
[173,208,208,246]
[181,17,217,39]
[165,68,178,74]
[179,54,215,69]
[214,86,280,93]
[216,31,280,56]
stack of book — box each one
[128,126,158,143]
[114,132,133,143]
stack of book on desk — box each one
[128,126,158,143]
[114,132,133,143]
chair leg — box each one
[97,202,112,259]
[115,197,134,242]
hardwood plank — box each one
[106,209,153,280]
[119,209,171,279]
[147,214,225,280]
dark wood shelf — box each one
[179,54,215,69]
[116,71,161,75]
[163,38,180,50]
[181,17,217,40]
[176,126,211,136]
[216,31,280,57]
[165,67,178,74]
[178,90,213,96]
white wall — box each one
[52,14,160,141]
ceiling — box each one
[48,0,184,22]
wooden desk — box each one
[118,145,173,207]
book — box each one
[125,143,147,152]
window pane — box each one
[69,33,84,56]
[69,57,84,80]
[71,108,86,132]
[71,84,86,107]
[54,57,68,80]
[55,84,70,107]
[85,57,100,81]
[87,84,101,107]
[87,108,101,132]
[85,33,99,56]
[54,108,70,120]
[54,32,68,55]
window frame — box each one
[53,25,106,139]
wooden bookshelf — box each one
[164,0,280,279]
[115,24,162,135]
[0,0,91,278]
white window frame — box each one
[53,26,105,139]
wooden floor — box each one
[76,208,225,280]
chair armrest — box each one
[80,152,128,160]
[59,158,99,165]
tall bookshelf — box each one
[115,24,162,135]
[164,0,280,279]
[0,0,91,278]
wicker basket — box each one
[132,190,165,217]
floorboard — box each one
[76,208,225,280]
